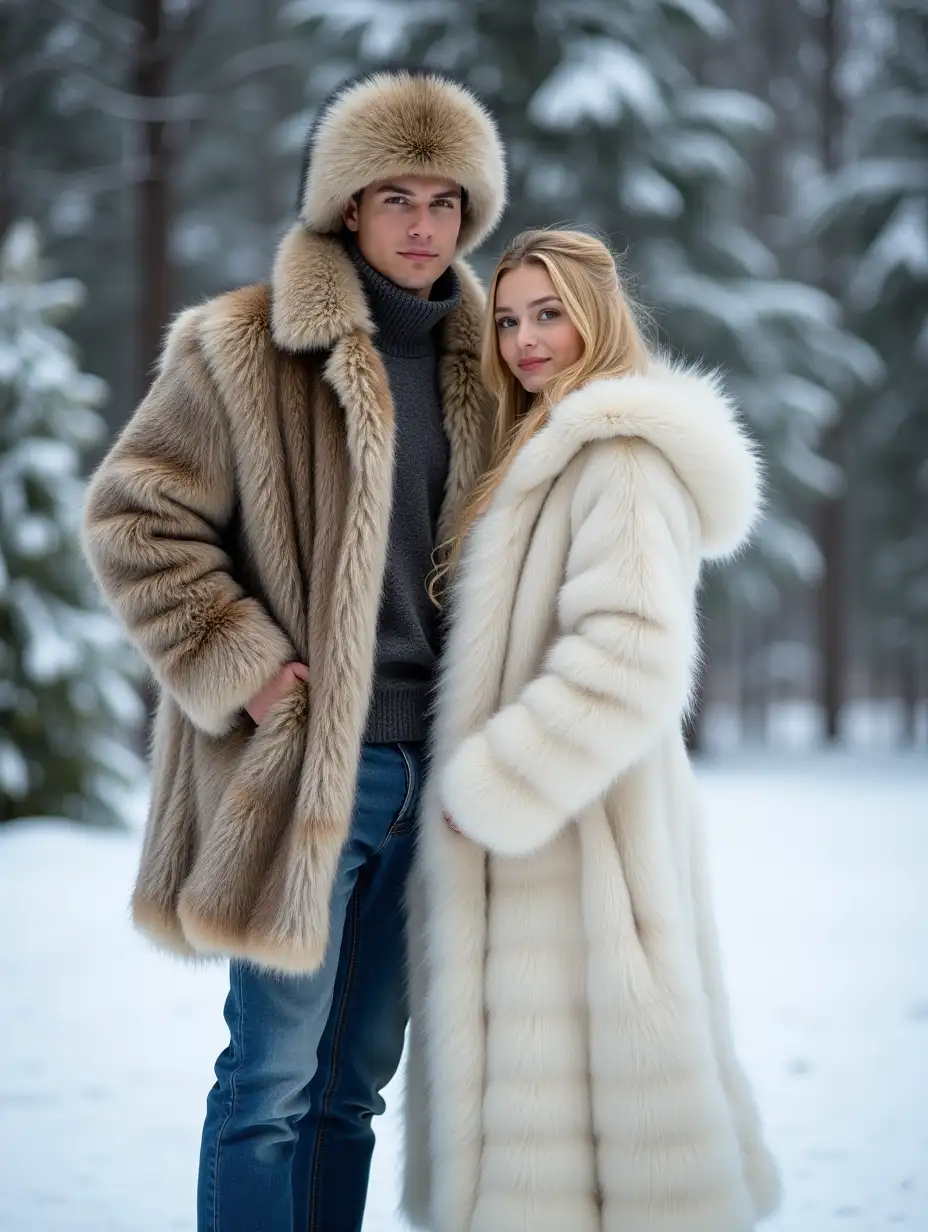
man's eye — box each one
[385,197,407,205]
[433,199,455,208]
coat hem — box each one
[175,897,328,975]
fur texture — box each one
[300,71,507,255]
[403,365,780,1230]
[82,228,493,972]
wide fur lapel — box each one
[271,226,372,351]
[271,222,493,546]
[496,362,763,560]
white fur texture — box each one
[403,365,779,1231]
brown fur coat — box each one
[82,225,492,973]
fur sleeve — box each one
[440,439,699,856]
[82,312,294,736]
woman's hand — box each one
[245,661,309,725]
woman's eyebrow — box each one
[494,295,562,314]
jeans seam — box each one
[209,962,244,1232]
[390,742,417,831]
[307,883,363,1231]
[370,745,416,854]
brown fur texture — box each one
[82,227,493,972]
[300,71,507,255]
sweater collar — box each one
[345,238,461,358]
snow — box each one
[658,130,748,184]
[283,0,447,58]
[678,88,772,137]
[751,515,824,583]
[620,166,685,219]
[661,0,730,38]
[709,224,778,279]
[849,196,928,311]
[1,754,926,1231]
[805,158,928,229]
[0,739,29,796]
[530,40,668,130]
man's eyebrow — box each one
[374,183,462,199]
[494,295,562,314]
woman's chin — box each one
[514,368,549,394]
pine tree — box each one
[808,0,928,723]
[286,0,878,611]
[0,220,143,825]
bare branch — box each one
[74,73,208,122]
[70,40,305,125]
[45,0,142,46]
[1,50,69,92]
[202,40,306,93]
[10,155,149,199]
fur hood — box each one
[497,361,762,560]
[298,70,507,255]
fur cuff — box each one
[440,731,565,856]
[166,601,295,737]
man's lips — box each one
[399,250,438,259]
[518,357,548,370]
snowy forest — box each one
[1,0,926,823]
[2,5,927,1232]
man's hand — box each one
[245,661,309,725]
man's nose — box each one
[407,207,434,238]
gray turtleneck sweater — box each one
[348,241,461,745]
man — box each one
[82,70,506,1231]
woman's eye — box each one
[539,309,560,321]
[496,317,516,330]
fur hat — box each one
[299,70,507,256]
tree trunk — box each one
[0,105,11,240]
[816,0,847,744]
[134,0,171,399]
[899,639,918,746]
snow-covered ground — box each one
[1,752,926,1231]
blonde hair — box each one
[429,228,650,603]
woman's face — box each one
[494,263,584,394]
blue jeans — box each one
[197,741,422,1232]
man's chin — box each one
[390,271,434,294]
[387,257,449,292]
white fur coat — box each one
[403,365,781,1231]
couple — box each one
[83,70,779,1232]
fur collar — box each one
[269,224,486,358]
[497,363,762,560]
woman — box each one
[403,230,780,1232]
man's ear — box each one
[342,193,362,233]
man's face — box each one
[343,175,463,299]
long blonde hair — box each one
[430,228,650,603]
